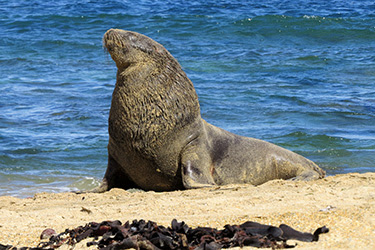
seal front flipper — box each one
[181,159,216,189]
[180,139,216,189]
[77,154,139,194]
[100,154,139,191]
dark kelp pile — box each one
[0,219,328,249]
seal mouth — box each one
[103,29,133,70]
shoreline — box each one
[1,172,374,249]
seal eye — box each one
[121,47,129,54]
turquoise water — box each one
[1,0,374,197]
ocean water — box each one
[1,0,374,197]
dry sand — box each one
[0,172,374,249]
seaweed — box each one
[0,219,329,249]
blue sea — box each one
[1,0,374,197]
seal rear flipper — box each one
[288,165,325,182]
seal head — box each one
[104,29,171,71]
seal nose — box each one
[105,28,119,37]
[103,29,125,50]
[105,28,131,39]
[104,29,117,43]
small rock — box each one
[319,205,336,212]
[40,228,57,239]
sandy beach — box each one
[0,172,374,249]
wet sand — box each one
[0,172,374,249]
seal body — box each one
[97,28,325,192]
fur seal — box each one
[96,28,325,192]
